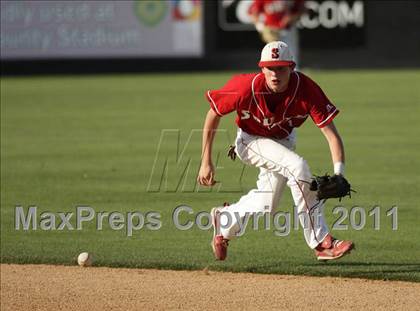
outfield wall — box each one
[1,0,419,75]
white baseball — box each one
[77,252,92,267]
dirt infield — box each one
[1,264,419,311]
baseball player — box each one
[249,0,305,66]
[197,41,354,261]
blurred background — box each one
[1,0,419,74]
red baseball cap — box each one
[258,41,295,68]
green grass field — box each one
[1,69,420,282]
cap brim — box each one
[258,60,295,68]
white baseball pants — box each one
[219,129,329,249]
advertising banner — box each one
[1,0,203,59]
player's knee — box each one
[252,192,275,213]
[292,158,311,180]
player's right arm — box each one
[248,0,264,32]
[198,74,250,186]
[197,109,221,186]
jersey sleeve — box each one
[305,77,339,128]
[248,0,264,15]
[205,75,246,116]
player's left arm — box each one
[320,121,345,175]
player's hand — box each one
[197,163,217,186]
[255,22,264,33]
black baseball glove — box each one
[227,145,236,161]
[310,174,354,201]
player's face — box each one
[262,66,292,93]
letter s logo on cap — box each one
[271,48,279,59]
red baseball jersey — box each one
[206,71,338,138]
[249,0,305,29]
